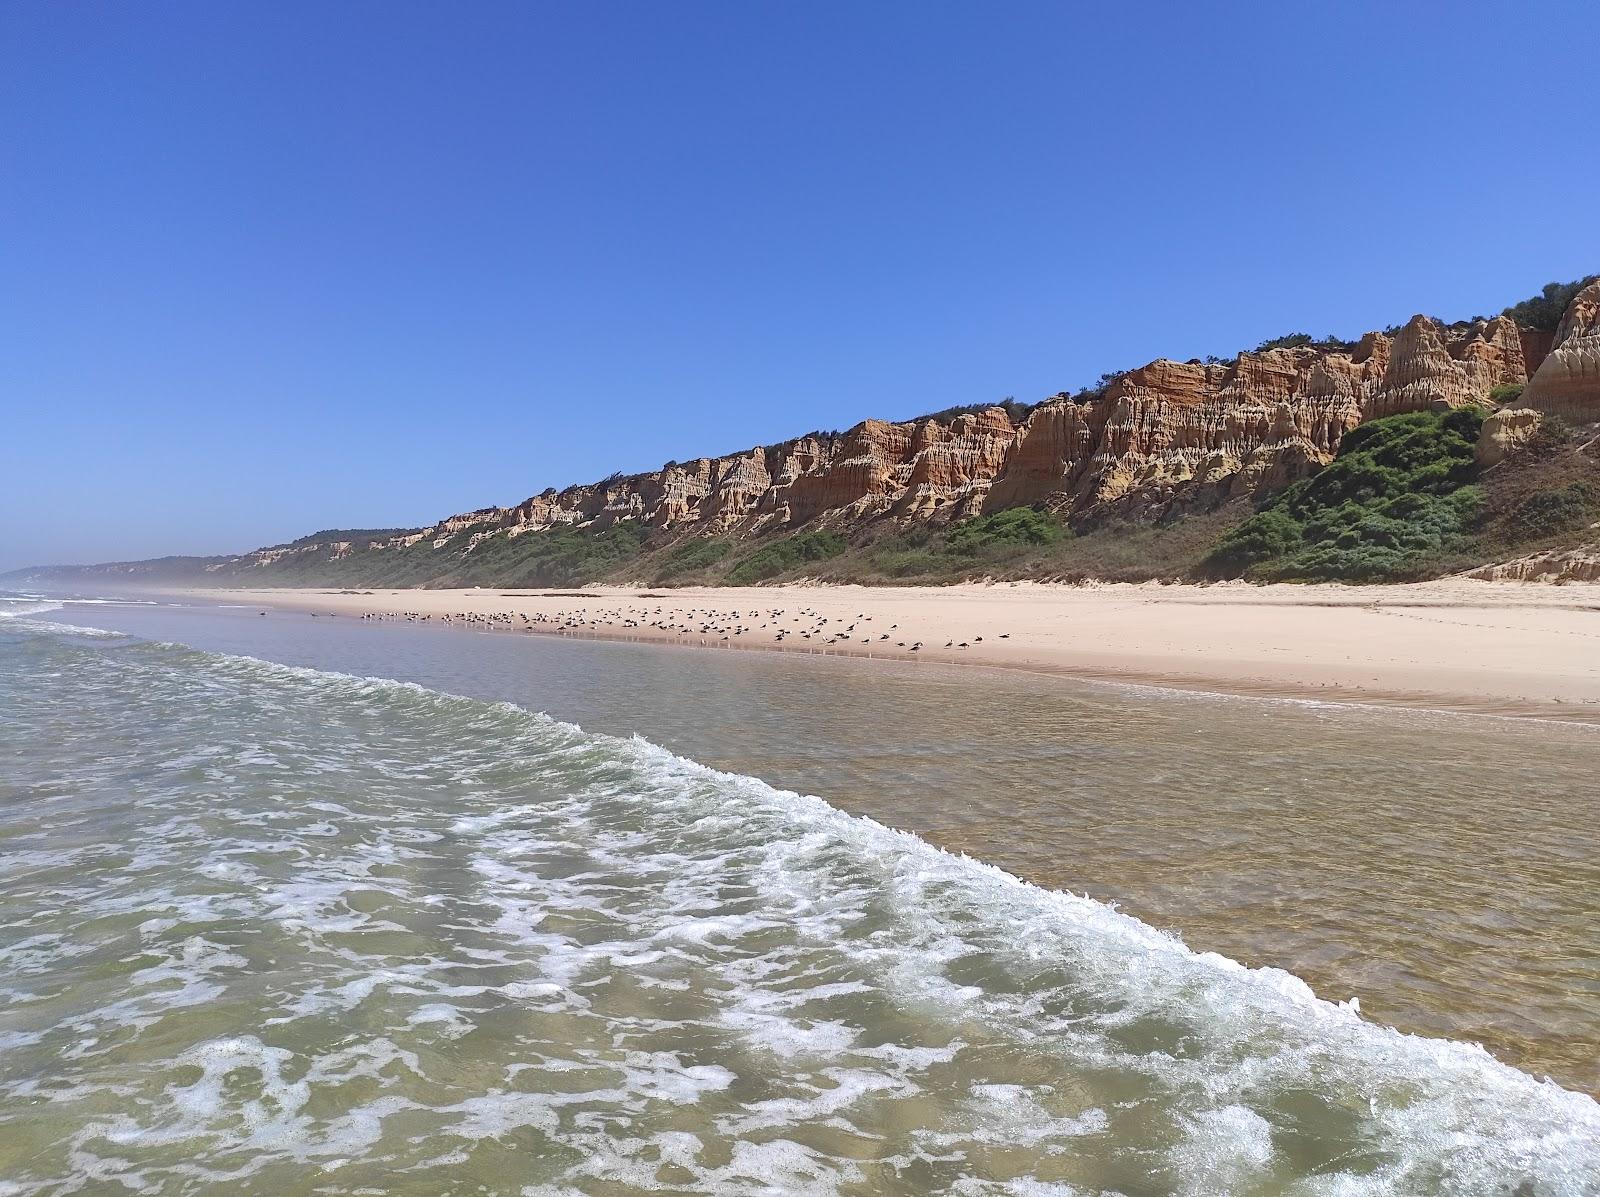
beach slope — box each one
[192,580,1600,720]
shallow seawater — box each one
[2,593,1598,1195]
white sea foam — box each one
[4,623,1598,1194]
[62,596,161,606]
[0,598,63,618]
[2,615,128,639]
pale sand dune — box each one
[193,580,1600,720]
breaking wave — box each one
[1,619,1595,1195]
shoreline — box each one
[172,579,1600,724]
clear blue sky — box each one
[3,1,1597,570]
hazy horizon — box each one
[5,1,1599,572]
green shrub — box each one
[869,548,953,578]
[911,397,1037,426]
[1534,413,1575,446]
[1205,407,1486,581]
[946,506,1065,555]
[1258,489,1483,581]
[446,521,652,588]
[1503,483,1598,543]
[726,530,847,585]
[1254,332,1314,353]
[653,538,732,581]
[1490,382,1526,406]
[848,508,1065,579]
[1206,508,1303,575]
[1251,333,1353,354]
[1501,276,1598,333]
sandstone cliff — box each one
[237,310,1554,576]
[1518,280,1600,422]
[11,279,1598,588]
[1467,544,1600,584]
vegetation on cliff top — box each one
[909,397,1038,426]
[1501,276,1597,332]
[274,527,424,550]
[1251,332,1356,354]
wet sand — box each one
[189,579,1600,722]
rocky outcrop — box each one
[1476,408,1544,468]
[1467,544,1600,583]
[1365,315,1528,417]
[1519,281,1600,422]
[1520,328,1557,376]
[892,409,1016,521]
[984,401,1096,511]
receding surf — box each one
[1,611,1595,1195]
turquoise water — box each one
[2,595,1598,1195]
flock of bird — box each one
[350,602,1011,653]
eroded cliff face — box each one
[1519,281,1600,422]
[229,303,1598,575]
[1468,544,1600,583]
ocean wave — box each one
[0,596,64,619]
[0,616,130,639]
[3,622,1597,1194]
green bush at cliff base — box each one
[446,521,651,587]
[945,506,1065,554]
[653,538,732,582]
[726,530,847,584]
[862,506,1066,578]
[1205,407,1486,581]
[1502,482,1599,542]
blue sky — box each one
[3,1,1597,570]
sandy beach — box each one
[188,579,1600,721]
